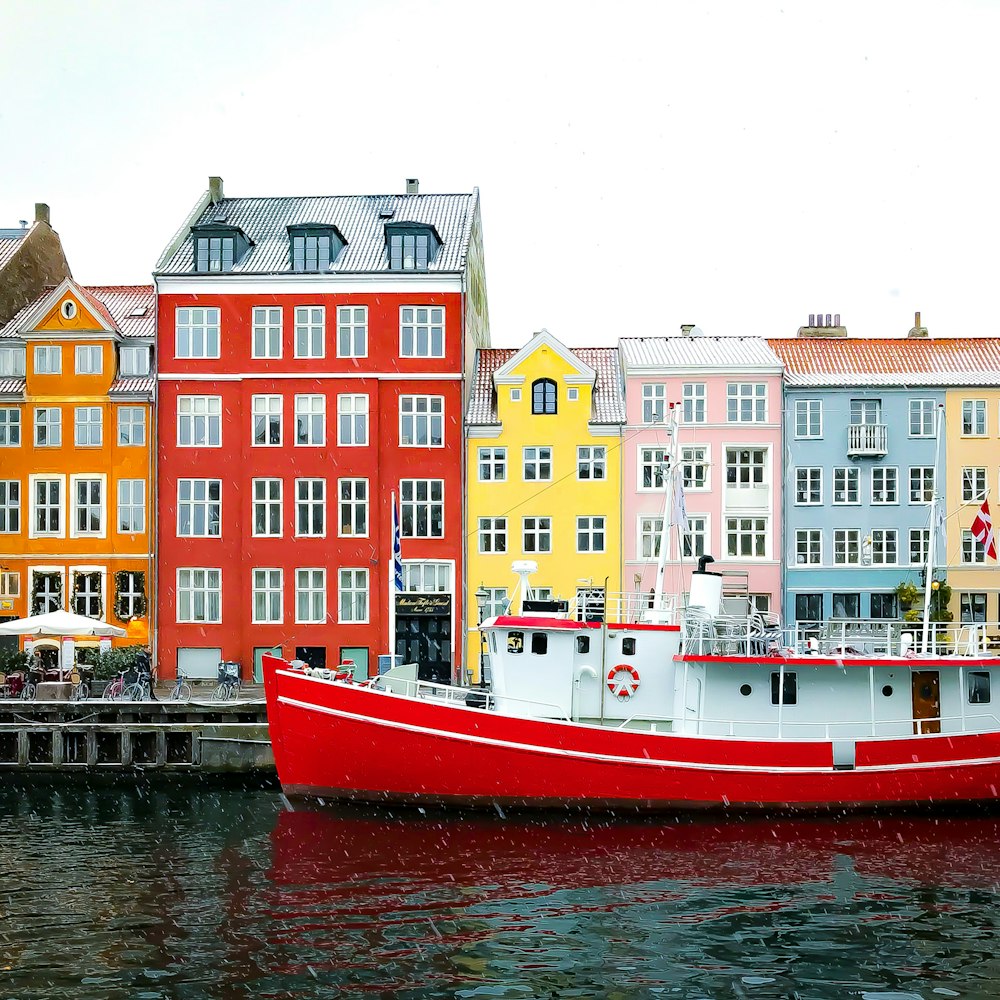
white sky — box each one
[2,0,998,346]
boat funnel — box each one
[689,556,723,618]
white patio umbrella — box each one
[0,609,126,638]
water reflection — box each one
[3,781,1000,998]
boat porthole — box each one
[881,685,893,697]
[739,683,752,696]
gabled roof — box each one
[0,235,25,270]
[156,191,479,275]
[769,337,1000,387]
[620,336,783,371]
[0,283,154,340]
[468,346,625,425]
[493,329,598,384]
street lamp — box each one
[474,585,490,687]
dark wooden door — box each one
[911,670,941,734]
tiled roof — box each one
[109,376,155,396]
[769,337,1000,387]
[0,284,154,340]
[157,193,478,275]
[468,347,625,425]
[0,376,25,395]
[621,336,783,370]
[0,235,25,270]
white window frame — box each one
[478,446,506,482]
[962,467,988,502]
[832,467,860,505]
[176,568,222,623]
[834,528,861,565]
[74,345,102,375]
[639,515,664,559]
[252,568,283,624]
[252,394,283,447]
[117,406,146,446]
[727,383,767,423]
[34,406,61,447]
[794,467,822,505]
[963,398,987,437]
[295,567,327,624]
[117,479,145,534]
[401,479,444,538]
[794,399,822,438]
[74,406,103,448]
[523,446,553,482]
[577,446,606,481]
[29,474,64,539]
[638,446,667,491]
[522,516,552,553]
[294,306,326,359]
[338,478,368,537]
[910,528,930,566]
[726,447,767,487]
[0,407,21,447]
[576,515,606,554]
[338,568,369,623]
[252,306,283,360]
[175,307,220,359]
[726,516,768,558]
[33,345,61,374]
[870,528,898,565]
[399,395,444,448]
[295,478,326,537]
[641,383,666,424]
[0,480,20,533]
[681,445,710,490]
[871,467,898,505]
[963,530,987,564]
[119,345,150,376]
[0,346,25,377]
[399,306,445,358]
[682,383,706,424]
[478,516,506,554]
[177,395,222,447]
[682,516,708,560]
[70,474,106,538]
[0,570,20,597]
[795,528,822,565]
[337,305,368,358]
[177,478,222,537]
[252,478,283,538]
[337,394,368,446]
[294,394,325,446]
[909,399,935,437]
[909,466,935,504]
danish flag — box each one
[971,498,997,561]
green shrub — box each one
[92,644,144,680]
[0,648,29,675]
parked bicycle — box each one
[213,661,241,702]
[70,669,90,701]
[104,670,129,701]
[122,674,151,701]
[169,673,193,701]
[20,668,41,701]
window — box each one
[510,388,521,402]
[74,345,102,375]
[961,593,988,623]
[682,383,706,423]
[34,407,61,447]
[251,395,282,447]
[0,408,20,446]
[567,387,579,401]
[963,467,987,502]
[338,478,368,536]
[969,671,991,704]
[119,346,150,376]
[909,399,935,437]
[850,399,882,424]
[577,446,605,480]
[294,306,325,359]
[175,307,220,359]
[252,306,282,359]
[832,593,861,619]
[337,306,368,357]
[72,571,102,618]
[338,568,369,623]
[401,479,444,537]
[252,568,283,624]
[639,516,664,559]
[726,448,766,487]
[727,517,767,558]
[532,379,557,415]
[727,383,766,422]
[388,228,437,270]
[478,447,506,482]
[795,529,821,565]
[507,631,524,654]
[295,394,325,446]
[963,399,987,436]
[72,478,103,535]
[33,478,61,534]
[194,231,240,272]
[479,516,506,553]
[681,446,709,489]
[177,568,222,623]
[399,306,444,358]
[871,467,898,504]
[252,479,282,537]
[177,396,221,447]
[832,467,859,504]
[117,407,145,446]
[334,394,368,446]
[639,447,667,490]
[0,571,19,598]
[910,529,930,566]
[295,479,326,537]
[770,672,797,705]
[74,407,102,447]
[871,594,898,619]
[295,569,326,623]
[750,594,771,615]
[117,479,145,533]
[523,446,552,481]
[479,587,508,619]
[523,516,552,553]
[0,346,25,376]
[34,346,61,374]
[531,633,548,655]
[400,395,444,447]
[795,593,823,622]
[291,230,336,272]
[642,384,665,424]
[870,529,898,565]
[909,467,935,504]
[794,399,822,438]
[0,481,19,532]
[963,530,987,564]
[683,516,708,559]
[32,571,62,614]
[576,635,591,653]
[834,529,861,564]
[577,516,605,553]
[177,479,221,537]
[402,563,451,593]
[795,467,822,505]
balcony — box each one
[847,423,887,457]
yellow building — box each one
[465,330,624,680]
[0,279,155,664]
[944,385,1000,623]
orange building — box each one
[0,279,155,661]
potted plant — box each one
[895,581,921,612]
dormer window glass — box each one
[192,225,250,273]
[0,347,25,377]
[386,223,440,271]
[120,346,151,377]
[288,225,345,272]
[532,379,557,415]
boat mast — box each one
[651,402,679,619]
[920,404,945,652]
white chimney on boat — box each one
[688,555,723,617]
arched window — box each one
[532,378,557,415]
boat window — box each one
[531,633,548,655]
[969,671,991,704]
[507,631,524,654]
[576,635,590,654]
[622,637,636,656]
[770,671,797,705]
[739,683,752,697]
[881,685,893,697]
[490,632,497,654]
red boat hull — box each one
[263,660,1000,811]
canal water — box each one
[2,782,1000,999]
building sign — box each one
[0,600,12,611]
[395,593,451,616]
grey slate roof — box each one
[0,376,25,396]
[157,193,478,275]
[0,284,154,340]
[109,376,155,396]
[620,336,783,370]
[468,347,625,425]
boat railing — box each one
[687,710,1000,739]
[563,590,678,626]
[368,674,569,719]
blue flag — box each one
[392,497,404,592]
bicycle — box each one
[122,675,151,701]
[70,670,90,702]
[168,673,193,701]
[213,661,241,702]
[104,670,128,701]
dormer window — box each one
[192,224,250,273]
[288,224,346,272]
[386,223,440,271]
[532,378,557,415]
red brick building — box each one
[154,177,489,682]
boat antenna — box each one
[920,404,945,653]
[650,402,680,621]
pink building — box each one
[620,334,784,615]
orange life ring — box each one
[607,664,641,700]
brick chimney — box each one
[34,203,50,225]
[907,310,929,338]
[406,178,419,195]
[208,176,224,205]
[797,311,848,338]
[680,324,695,336]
